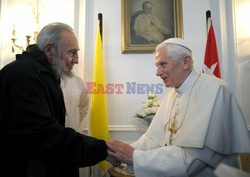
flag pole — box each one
[203,10,221,78]
[98,13,103,40]
[206,10,211,34]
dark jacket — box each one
[0,45,107,177]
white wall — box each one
[234,0,250,126]
[0,0,76,67]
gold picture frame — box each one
[122,0,183,54]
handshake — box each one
[105,140,135,167]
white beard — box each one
[49,54,73,79]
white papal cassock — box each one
[61,75,89,132]
[131,69,250,177]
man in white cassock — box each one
[60,74,91,176]
[133,1,172,44]
[61,74,89,133]
[107,38,250,177]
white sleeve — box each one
[132,146,232,177]
[79,81,89,122]
[133,146,188,177]
[131,134,161,150]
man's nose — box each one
[73,54,79,64]
[156,67,162,76]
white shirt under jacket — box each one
[61,75,89,133]
[131,69,250,177]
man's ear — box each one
[44,44,54,60]
[183,56,192,69]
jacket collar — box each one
[16,44,52,73]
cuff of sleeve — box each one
[133,147,187,177]
[99,140,108,160]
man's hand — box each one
[106,140,135,165]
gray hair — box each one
[36,22,74,52]
[156,42,193,61]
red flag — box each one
[203,23,221,78]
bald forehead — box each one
[61,31,79,50]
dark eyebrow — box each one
[159,61,167,65]
[68,48,79,52]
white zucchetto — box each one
[162,38,192,51]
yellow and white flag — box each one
[90,22,109,172]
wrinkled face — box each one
[51,31,79,78]
[142,2,153,15]
[155,47,186,88]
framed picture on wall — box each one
[122,0,183,54]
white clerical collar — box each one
[176,69,199,94]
